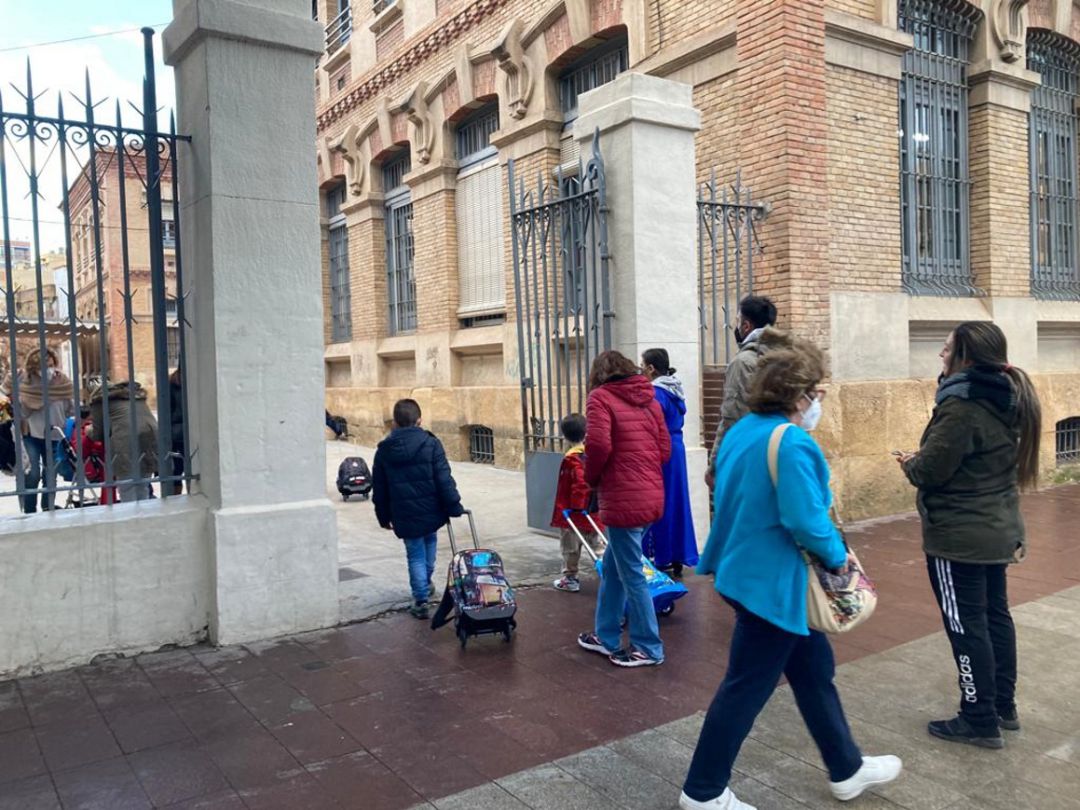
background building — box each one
[67,149,179,398]
[314,0,1080,518]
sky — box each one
[0,0,175,253]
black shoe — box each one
[409,603,430,620]
[928,716,1003,749]
[998,708,1021,731]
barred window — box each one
[1057,417,1080,465]
[558,34,628,122]
[898,0,980,295]
[384,152,416,335]
[167,326,181,366]
[328,182,351,343]
[468,425,495,464]
[456,102,505,320]
[1028,32,1080,300]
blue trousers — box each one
[22,436,60,513]
[683,600,862,800]
[403,534,437,605]
[594,525,664,661]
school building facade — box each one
[315,0,1080,518]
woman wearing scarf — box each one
[1,348,74,513]
[898,322,1042,750]
[641,348,698,577]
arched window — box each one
[327,182,351,343]
[556,32,628,172]
[1057,416,1080,465]
[455,102,505,324]
[383,152,415,334]
[1028,31,1080,300]
[898,0,981,295]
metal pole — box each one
[169,114,192,490]
[507,161,531,454]
[115,101,141,496]
[143,28,172,492]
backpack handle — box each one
[446,509,478,555]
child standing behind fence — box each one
[551,414,606,592]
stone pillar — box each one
[164,0,339,644]
[574,72,703,445]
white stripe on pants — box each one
[936,557,964,635]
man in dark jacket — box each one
[372,399,464,619]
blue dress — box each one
[646,381,699,569]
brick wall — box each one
[412,189,460,332]
[694,74,741,182]
[826,65,901,292]
[826,0,876,19]
[376,20,406,63]
[735,0,831,347]
[969,104,1031,298]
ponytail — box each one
[1005,365,1042,491]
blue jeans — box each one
[595,526,664,661]
[403,534,437,605]
[22,436,61,513]
[683,600,862,800]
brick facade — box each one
[314,0,1080,517]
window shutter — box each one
[456,159,505,315]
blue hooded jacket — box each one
[697,412,846,635]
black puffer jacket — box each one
[372,427,464,539]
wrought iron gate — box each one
[697,172,766,367]
[508,134,611,531]
[0,29,195,508]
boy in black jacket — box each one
[373,399,464,619]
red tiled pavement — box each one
[1,484,1078,809]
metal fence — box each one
[0,29,195,512]
[697,172,766,367]
[509,132,612,454]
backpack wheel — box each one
[658,603,675,617]
[341,493,349,502]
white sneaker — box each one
[829,755,903,801]
[678,788,756,810]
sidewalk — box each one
[1,484,1077,809]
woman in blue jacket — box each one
[679,339,901,810]
[641,348,698,577]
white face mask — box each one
[800,395,823,432]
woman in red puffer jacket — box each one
[576,350,671,668]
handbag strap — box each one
[766,422,793,488]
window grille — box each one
[898,0,980,295]
[161,219,175,248]
[1058,417,1080,465]
[328,183,351,343]
[456,103,499,166]
[167,327,181,366]
[460,313,506,329]
[373,0,394,12]
[468,425,495,464]
[558,35,629,121]
[384,153,416,334]
[1028,32,1080,300]
[325,2,352,54]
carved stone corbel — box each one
[991,0,1029,63]
[328,124,366,196]
[396,81,436,164]
[492,19,533,120]
[376,97,394,153]
[316,136,332,185]
[455,43,476,108]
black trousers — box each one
[926,555,1017,734]
[682,601,862,801]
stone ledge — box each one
[824,9,913,81]
[368,0,405,35]
[968,61,1041,112]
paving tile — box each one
[432,782,531,810]
[555,745,677,809]
[0,726,47,784]
[284,666,368,707]
[34,715,121,772]
[78,663,161,719]
[0,681,30,733]
[227,675,314,725]
[160,789,246,809]
[245,639,318,674]
[193,647,272,686]
[967,776,1080,810]
[236,772,342,810]
[268,710,364,765]
[138,654,218,698]
[18,671,99,727]
[52,757,151,810]
[107,700,193,754]
[297,624,382,662]
[496,763,611,809]
[608,727,695,785]
[202,728,305,792]
[727,776,812,810]
[169,687,261,742]
[0,774,62,810]
[305,751,426,810]
[128,740,229,807]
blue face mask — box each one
[801,395,823,432]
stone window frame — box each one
[897,0,982,296]
[1027,29,1080,300]
[327,182,352,344]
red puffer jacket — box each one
[584,374,671,528]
